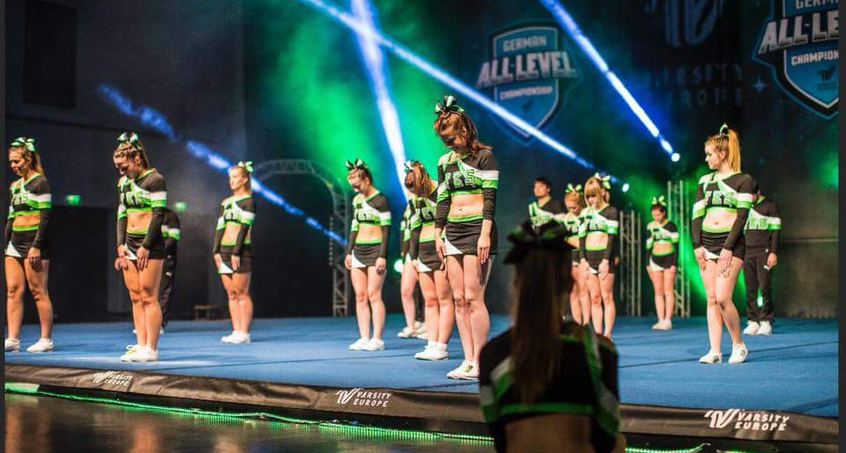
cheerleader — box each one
[646,196,679,331]
[579,174,618,339]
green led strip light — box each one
[6,382,762,453]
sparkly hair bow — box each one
[503,221,573,264]
[719,123,729,137]
[403,160,417,173]
[9,137,35,152]
[237,161,254,174]
[117,132,141,147]
[592,173,611,190]
[345,158,367,170]
[434,94,464,115]
[652,195,666,206]
[565,183,582,194]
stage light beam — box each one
[538,0,676,159]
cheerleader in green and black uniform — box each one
[646,196,679,331]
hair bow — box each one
[503,221,573,264]
[592,173,611,190]
[434,94,464,115]
[345,158,366,170]
[237,161,254,174]
[651,195,666,206]
[565,183,582,194]
[719,123,729,137]
[10,137,36,152]
[117,132,141,147]
[403,160,417,173]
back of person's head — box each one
[503,221,574,404]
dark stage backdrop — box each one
[3,0,837,322]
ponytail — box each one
[510,248,570,404]
[705,125,742,172]
[8,137,45,176]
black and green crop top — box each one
[213,194,256,255]
[744,196,781,252]
[528,198,565,229]
[646,219,679,257]
[578,205,619,260]
[408,184,438,261]
[5,173,51,249]
[435,148,498,228]
[117,169,167,249]
[479,323,620,453]
[691,171,755,250]
[561,210,584,247]
[346,190,391,258]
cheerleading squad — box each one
[3,97,780,375]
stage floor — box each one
[4,314,837,417]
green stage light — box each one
[174,202,187,212]
[65,194,81,206]
[393,258,403,273]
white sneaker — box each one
[361,338,385,351]
[121,345,143,362]
[416,324,427,335]
[5,338,20,352]
[447,360,473,379]
[349,338,370,351]
[397,326,416,338]
[221,331,238,343]
[414,321,423,330]
[126,344,139,351]
[132,329,137,334]
[26,338,54,353]
[651,320,663,330]
[129,346,159,363]
[458,362,479,380]
[699,350,722,364]
[657,319,672,331]
[757,321,772,336]
[159,327,165,335]
[415,345,449,361]
[228,331,251,344]
[415,331,429,340]
[728,343,748,364]
[743,321,760,335]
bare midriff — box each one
[222,222,252,244]
[448,193,483,218]
[126,211,152,235]
[356,223,383,242]
[12,212,40,230]
[653,241,673,255]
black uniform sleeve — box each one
[579,220,587,261]
[769,202,781,254]
[232,198,256,256]
[478,150,499,221]
[435,159,450,230]
[164,210,180,253]
[31,177,51,249]
[691,179,706,249]
[603,207,618,261]
[141,173,167,250]
[723,175,754,251]
[117,187,127,247]
[213,203,224,254]
[374,195,391,260]
[347,197,359,257]
[409,226,421,261]
[667,221,680,262]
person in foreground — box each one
[479,221,625,453]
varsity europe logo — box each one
[705,409,790,432]
[476,26,579,143]
[754,0,838,118]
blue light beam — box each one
[351,0,408,200]
[99,85,346,245]
[538,0,675,158]
[293,0,628,184]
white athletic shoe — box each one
[397,327,416,339]
[5,338,20,352]
[126,344,139,351]
[361,338,385,351]
[221,331,238,343]
[415,345,449,361]
[657,319,672,331]
[458,362,479,380]
[26,338,54,353]
[698,350,722,364]
[349,338,370,351]
[651,320,663,330]
[415,331,429,340]
[728,343,748,364]
[129,346,159,363]
[121,345,143,362]
[132,329,137,334]
[447,360,473,379]
[414,321,423,330]
[229,331,251,344]
[743,321,760,336]
[757,321,772,336]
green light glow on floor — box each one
[4,382,748,452]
